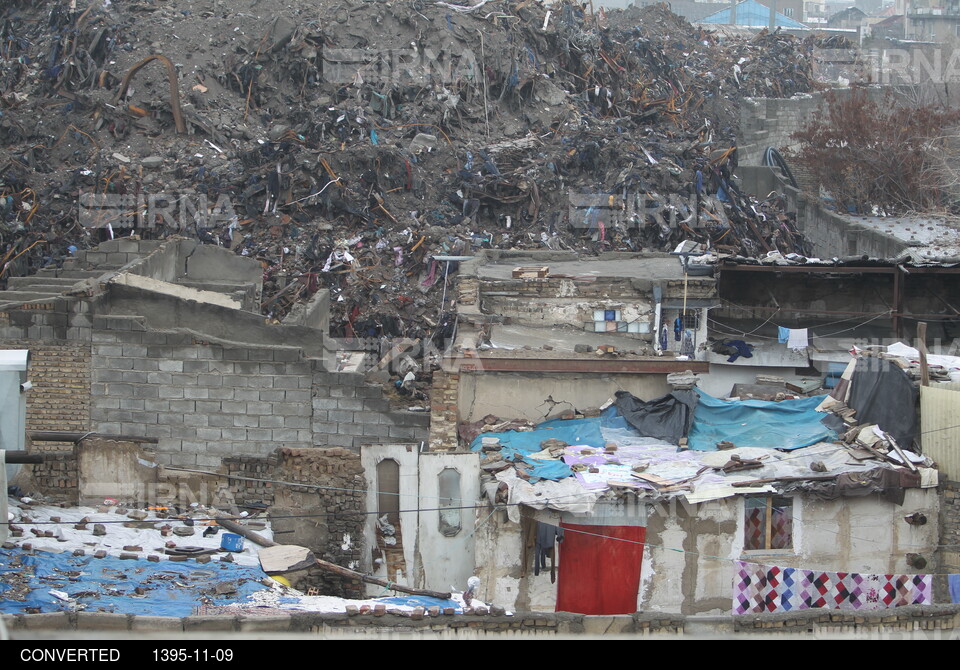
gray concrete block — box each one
[330,386,356,398]
[207,387,236,400]
[258,390,286,402]
[221,427,248,441]
[196,428,223,440]
[183,414,209,427]
[271,429,300,441]
[178,360,208,376]
[119,398,146,411]
[198,374,223,387]
[76,612,131,631]
[328,410,355,422]
[195,400,222,414]
[336,398,365,411]
[354,411,384,424]
[159,385,185,399]
[21,612,72,630]
[209,414,236,428]
[283,416,311,429]
[258,415,284,428]
[133,384,160,398]
[234,415,259,428]
[182,616,238,632]
[183,387,209,399]
[362,398,391,412]
[159,359,184,372]
[388,426,423,440]
[169,400,197,413]
[323,433,357,449]
[147,372,173,385]
[238,614,292,632]
[313,398,338,410]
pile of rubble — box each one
[1,0,823,338]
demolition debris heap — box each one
[0,0,822,337]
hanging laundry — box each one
[787,328,809,350]
[778,326,790,344]
[950,574,960,604]
[534,523,564,583]
[680,328,695,357]
[710,338,753,362]
[659,324,669,351]
[674,316,683,342]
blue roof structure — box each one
[699,0,809,29]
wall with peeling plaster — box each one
[475,489,939,615]
[458,371,671,423]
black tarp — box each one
[613,389,698,444]
[847,358,918,448]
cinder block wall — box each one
[88,318,429,465]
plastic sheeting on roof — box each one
[699,0,808,28]
[0,549,271,616]
[470,416,607,481]
[686,389,839,451]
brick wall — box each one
[26,452,79,503]
[0,338,92,453]
[429,370,460,452]
[224,447,366,598]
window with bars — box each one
[744,496,794,551]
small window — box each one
[377,459,400,527]
[784,7,795,17]
[744,496,793,551]
[438,468,462,537]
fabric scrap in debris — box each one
[733,561,932,614]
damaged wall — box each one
[458,371,671,424]
[225,447,366,599]
[474,489,939,615]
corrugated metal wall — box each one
[920,385,960,481]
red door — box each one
[555,523,645,615]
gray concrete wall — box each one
[89,317,429,466]
[459,371,672,423]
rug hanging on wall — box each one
[733,561,932,614]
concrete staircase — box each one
[1,239,166,305]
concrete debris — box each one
[0,0,825,360]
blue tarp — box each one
[0,549,271,616]
[469,416,608,481]
[687,389,838,451]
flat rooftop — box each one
[477,256,691,281]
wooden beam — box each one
[917,321,930,387]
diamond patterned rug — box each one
[733,561,932,614]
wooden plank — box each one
[918,322,930,387]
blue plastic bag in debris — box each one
[0,549,271,616]
[686,389,838,451]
